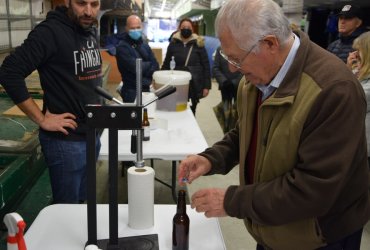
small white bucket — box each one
[153,70,191,111]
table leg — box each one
[149,160,178,203]
[108,129,118,246]
[87,128,97,245]
[172,161,177,202]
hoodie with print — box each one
[0,6,103,140]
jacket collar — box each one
[272,30,310,99]
[171,31,204,47]
[339,27,365,43]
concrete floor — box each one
[99,80,370,249]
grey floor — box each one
[98,80,370,249]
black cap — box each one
[338,5,363,20]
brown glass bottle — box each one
[142,108,150,141]
[172,189,189,250]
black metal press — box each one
[85,59,176,250]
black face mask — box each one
[180,28,192,39]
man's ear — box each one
[262,35,280,53]
[356,18,363,28]
[64,0,70,7]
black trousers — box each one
[256,228,363,250]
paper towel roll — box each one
[127,166,155,229]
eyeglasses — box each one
[219,41,261,69]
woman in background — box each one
[347,31,370,166]
[161,18,211,115]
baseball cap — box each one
[338,5,363,20]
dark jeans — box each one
[120,87,136,103]
[256,228,363,250]
[190,100,197,115]
[39,130,101,203]
[220,84,237,103]
[120,87,150,103]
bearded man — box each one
[0,0,103,203]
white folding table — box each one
[24,204,226,250]
[99,108,209,200]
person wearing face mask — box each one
[0,0,103,204]
[115,14,159,102]
[161,18,211,115]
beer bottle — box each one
[142,108,150,141]
[172,189,189,250]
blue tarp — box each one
[203,36,220,78]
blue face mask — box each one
[128,29,142,40]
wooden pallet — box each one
[2,99,43,117]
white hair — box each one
[215,0,292,52]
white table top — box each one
[99,108,208,161]
[24,204,226,250]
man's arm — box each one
[0,24,77,135]
[16,98,77,135]
[199,46,212,90]
[141,44,159,78]
[115,43,139,74]
[17,98,45,125]
[225,81,368,225]
[0,24,57,104]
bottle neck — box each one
[143,109,149,122]
[176,192,186,214]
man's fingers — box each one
[63,119,77,129]
[58,127,69,135]
[60,112,76,120]
[204,209,226,218]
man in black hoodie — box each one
[0,0,102,204]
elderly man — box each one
[178,0,370,249]
[327,4,365,62]
[0,0,102,204]
[115,15,159,102]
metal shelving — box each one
[0,0,48,53]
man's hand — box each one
[39,110,77,135]
[16,98,77,135]
[346,51,359,69]
[202,88,209,98]
[191,188,227,217]
[178,155,211,185]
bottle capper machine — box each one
[85,58,176,250]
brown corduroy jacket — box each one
[200,30,370,249]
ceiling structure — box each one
[304,0,370,9]
[146,0,210,19]
[145,0,370,19]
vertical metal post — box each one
[135,58,145,168]
[136,58,142,106]
[5,0,12,50]
[85,105,144,249]
[87,128,97,245]
[29,0,34,28]
[108,129,119,247]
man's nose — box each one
[84,4,92,16]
